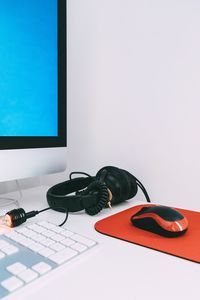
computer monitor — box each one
[0,0,67,183]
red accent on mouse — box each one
[131,205,188,237]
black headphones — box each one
[47,166,151,216]
[2,166,151,228]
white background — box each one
[2,0,200,211]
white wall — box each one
[66,0,200,211]
[2,0,200,211]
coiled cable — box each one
[81,180,109,215]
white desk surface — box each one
[1,186,199,300]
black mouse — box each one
[131,205,188,237]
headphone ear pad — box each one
[96,166,138,204]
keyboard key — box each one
[1,245,18,255]
[7,262,27,275]
[42,230,55,238]
[71,242,88,253]
[27,242,44,252]
[0,240,10,249]
[38,247,55,258]
[10,234,27,243]
[51,226,65,234]
[31,233,46,242]
[19,229,34,237]
[1,276,24,292]
[37,221,50,227]
[49,248,78,264]
[71,234,96,247]
[18,238,34,247]
[37,221,55,229]
[49,243,65,252]
[18,269,38,283]
[60,238,76,247]
[0,251,5,259]
[27,224,46,233]
[51,234,65,242]
[61,230,74,237]
[23,229,38,239]
[40,238,55,247]
[32,262,52,275]
[4,232,20,240]
[15,227,31,235]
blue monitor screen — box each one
[0,0,58,136]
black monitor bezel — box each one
[0,0,67,150]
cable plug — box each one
[0,208,39,228]
[0,214,13,227]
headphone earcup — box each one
[120,169,138,199]
[96,166,138,204]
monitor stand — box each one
[0,180,21,216]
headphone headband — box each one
[47,176,98,212]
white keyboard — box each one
[0,221,97,299]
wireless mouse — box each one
[131,205,188,237]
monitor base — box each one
[0,197,19,216]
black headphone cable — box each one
[0,206,69,228]
[135,179,151,203]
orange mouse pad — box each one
[95,204,200,263]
